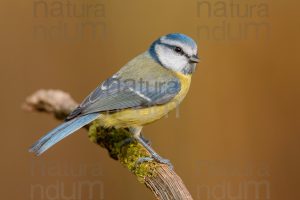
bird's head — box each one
[149,33,199,75]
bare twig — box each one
[24,89,193,200]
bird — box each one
[29,33,199,166]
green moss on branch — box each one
[88,120,158,182]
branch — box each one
[23,89,193,200]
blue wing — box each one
[66,53,181,120]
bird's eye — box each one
[174,47,183,54]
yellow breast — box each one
[99,72,192,128]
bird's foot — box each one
[140,133,151,146]
[135,154,173,169]
[129,127,173,169]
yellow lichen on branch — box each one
[88,120,158,182]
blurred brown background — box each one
[0,0,299,199]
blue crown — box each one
[164,33,197,49]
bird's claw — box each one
[154,156,173,169]
[135,157,154,166]
[135,155,173,170]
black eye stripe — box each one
[172,46,190,58]
[157,42,191,59]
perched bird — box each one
[29,33,199,165]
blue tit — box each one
[29,33,199,165]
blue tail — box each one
[29,113,100,156]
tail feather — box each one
[29,113,100,155]
[29,120,72,153]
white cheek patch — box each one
[155,44,187,72]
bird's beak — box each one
[189,55,200,63]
